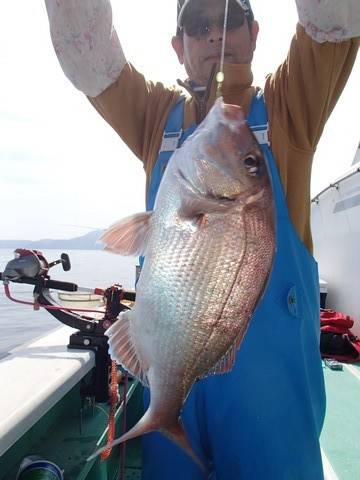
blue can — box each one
[16,456,63,480]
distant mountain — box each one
[0,229,105,250]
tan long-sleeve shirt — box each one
[89,24,359,252]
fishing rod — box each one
[216,0,229,98]
[1,248,136,471]
[0,248,136,403]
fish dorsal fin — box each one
[105,311,149,387]
[98,212,153,256]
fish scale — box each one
[91,98,275,469]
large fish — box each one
[89,98,275,467]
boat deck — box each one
[0,326,143,480]
[321,361,360,479]
[0,375,143,480]
[1,349,359,479]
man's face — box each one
[172,0,259,85]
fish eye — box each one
[243,155,262,177]
[244,155,258,168]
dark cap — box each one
[177,0,254,30]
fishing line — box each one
[216,0,230,98]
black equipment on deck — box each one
[0,249,136,402]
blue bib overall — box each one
[142,93,326,480]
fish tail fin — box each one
[87,409,157,462]
[87,413,207,472]
[163,419,207,473]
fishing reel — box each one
[2,248,71,282]
[0,249,136,402]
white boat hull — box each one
[311,156,360,337]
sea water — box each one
[0,249,137,358]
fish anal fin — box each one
[205,333,244,377]
[105,311,149,387]
[98,211,153,256]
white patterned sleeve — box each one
[295,0,360,43]
[45,0,126,97]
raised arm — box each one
[262,0,359,251]
[265,0,359,154]
[45,0,125,97]
[45,0,180,162]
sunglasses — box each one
[181,6,247,38]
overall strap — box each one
[247,91,289,219]
[247,93,270,147]
[158,97,185,154]
[146,97,185,211]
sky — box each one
[0,1,359,240]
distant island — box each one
[0,229,105,250]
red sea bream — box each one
[90,98,275,466]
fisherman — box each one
[45,0,360,478]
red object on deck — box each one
[320,309,360,363]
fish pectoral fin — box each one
[98,211,153,256]
[105,311,149,387]
[178,194,236,222]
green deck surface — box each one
[3,362,360,479]
[0,373,143,480]
[321,362,360,479]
